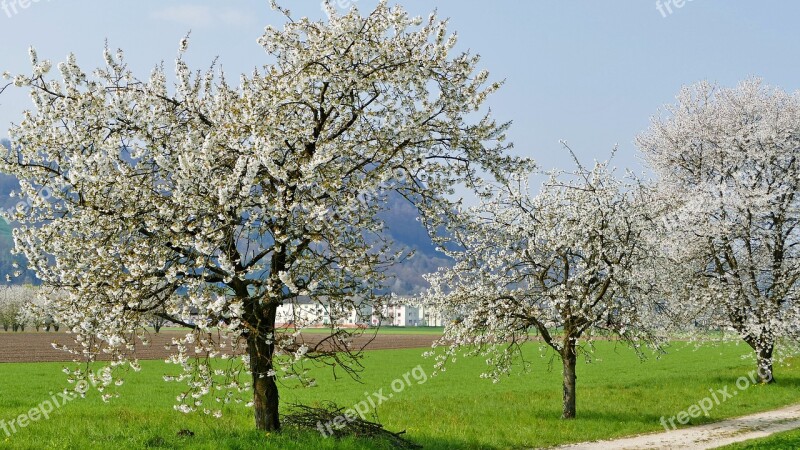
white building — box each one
[416,304,446,327]
[275,297,445,328]
[373,298,446,327]
[276,299,372,327]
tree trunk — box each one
[756,342,775,384]
[745,336,775,384]
[247,303,281,432]
[561,338,578,419]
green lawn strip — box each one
[291,326,445,336]
[717,427,800,450]
[0,342,798,449]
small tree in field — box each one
[637,79,800,383]
[419,156,665,419]
[145,309,169,334]
[0,2,526,431]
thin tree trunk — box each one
[247,303,281,431]
[756,341,775,384]
[561,337,578,419]
[745,335,775,384]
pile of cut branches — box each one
[283,401,421,449]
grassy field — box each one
[0,342,799,449]
[719,428,800,449]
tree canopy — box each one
[419,156,666,418]
[637,79,800,383]
[0,1,527,431]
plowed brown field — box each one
[0,331,438,363]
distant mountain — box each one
[0,219,11,238]
[0,139,34,283]
[378,194,452,294]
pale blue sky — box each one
[1,1,798,177]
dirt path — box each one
[0,331,438,363]
[553,403,800,449]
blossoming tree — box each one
[419,156,666,419]
[637,80,800,383]
[0,285,35,331]
[0,2,526,431]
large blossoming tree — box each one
[419,157,666,419]
[637,79,800,383]
[0,2,526,431]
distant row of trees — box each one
[0,284,173,333]
[0,285,58,331]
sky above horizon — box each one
[1,1,798,185]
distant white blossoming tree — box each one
[420,156,666,419]
[637,79,800,383]
[0,2,526,431]
[0,285,35,331]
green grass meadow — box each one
[720,428,800,450]
[0,342,799,449]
